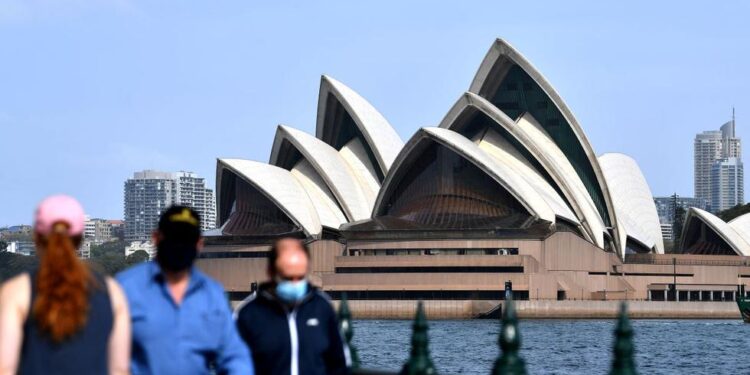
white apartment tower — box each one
[694,110,743,212]
[694,130,723,209]
[711,157,744,212]
[124,170,217,241]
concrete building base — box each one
[203,234,750,322]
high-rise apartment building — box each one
[124,170,216,241]
[660,223,674,242]
[84,217,121,245]
[694,130,723,209]
[720,118,742,158]
[694,111,743,212]
[711,157,744,212]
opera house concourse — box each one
[199,39,750,318]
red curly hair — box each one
[33,222,92,342]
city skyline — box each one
[123,170,216,241]
[694,112,743,212]
[1,1,749,225]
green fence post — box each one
[402,301,437,375]
[338,293,360,369]
[609,303,637,375]
[492,297,527,375]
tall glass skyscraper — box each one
[694,111,743,212]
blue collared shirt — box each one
[116,262,254,375]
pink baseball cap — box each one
[34,195,86,236]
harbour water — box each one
[352,319,750,374]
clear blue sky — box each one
[1,1,748,225]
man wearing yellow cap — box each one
[117,205,254,374]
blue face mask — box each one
[275,279,308,303]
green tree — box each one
[0,252,38,282]
[663,240,675,254]
[91,240,129,258]
[2,232,32,242]
[718,203,750,222]
[672,205,686,250]
[0,240,7,253]
[88,253,127,275]
[126,250,150,266]
[88,240,133,275]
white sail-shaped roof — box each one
[216,158,322,237]
[316,75,403,177]
[599,153,664,254]
[289,159,348,228]
[477,128,580,226]
[339,138,380,203]
[681,208,750,256]
[374,127,557,223]
[437,92,605,249]
[514,113,608,249]
[269,125,372,222]
[468,38,623,254]
[729,213,750,244]
[435,93,582,229]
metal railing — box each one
[339,295,638,375]
[624,254,750,267]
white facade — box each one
[374,127,558,224]
[599,153,665,254]
[124,170,217,241]
[729,213,750,244]
[680,208,750,256]
[694,115,743,212]
[213,38,667,259]
[125,241,156,259]
[270,125,373,221]
[316,75,404,176]
[694,130,723,209]
[217,159,323,237]
[5,241,34,256]
[80,241,91,259]
[467,38,624,255]
[84,216,118,245]
[711,157,744,212]
[660,224,674,242]
[437,92,583,233]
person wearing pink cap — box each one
[0,195,131,375]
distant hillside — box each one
[718,203,750,222]
[0,252,38,282]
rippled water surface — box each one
[352,319,750,374]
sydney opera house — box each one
[199,39,750,317]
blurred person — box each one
[0,195,131,375]
[235,237,349,375]
[116,205,252,375]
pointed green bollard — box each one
[337,293,360,369]
[402,301,437,375]
[609,303,637,375]
[492,296,527,375]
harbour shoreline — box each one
[326,300,741,320]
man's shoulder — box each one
[309,288,334,305]
[115,262,153,288]
[235,292,260,318]
[307,288,337,315]
[312,288,332,302]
